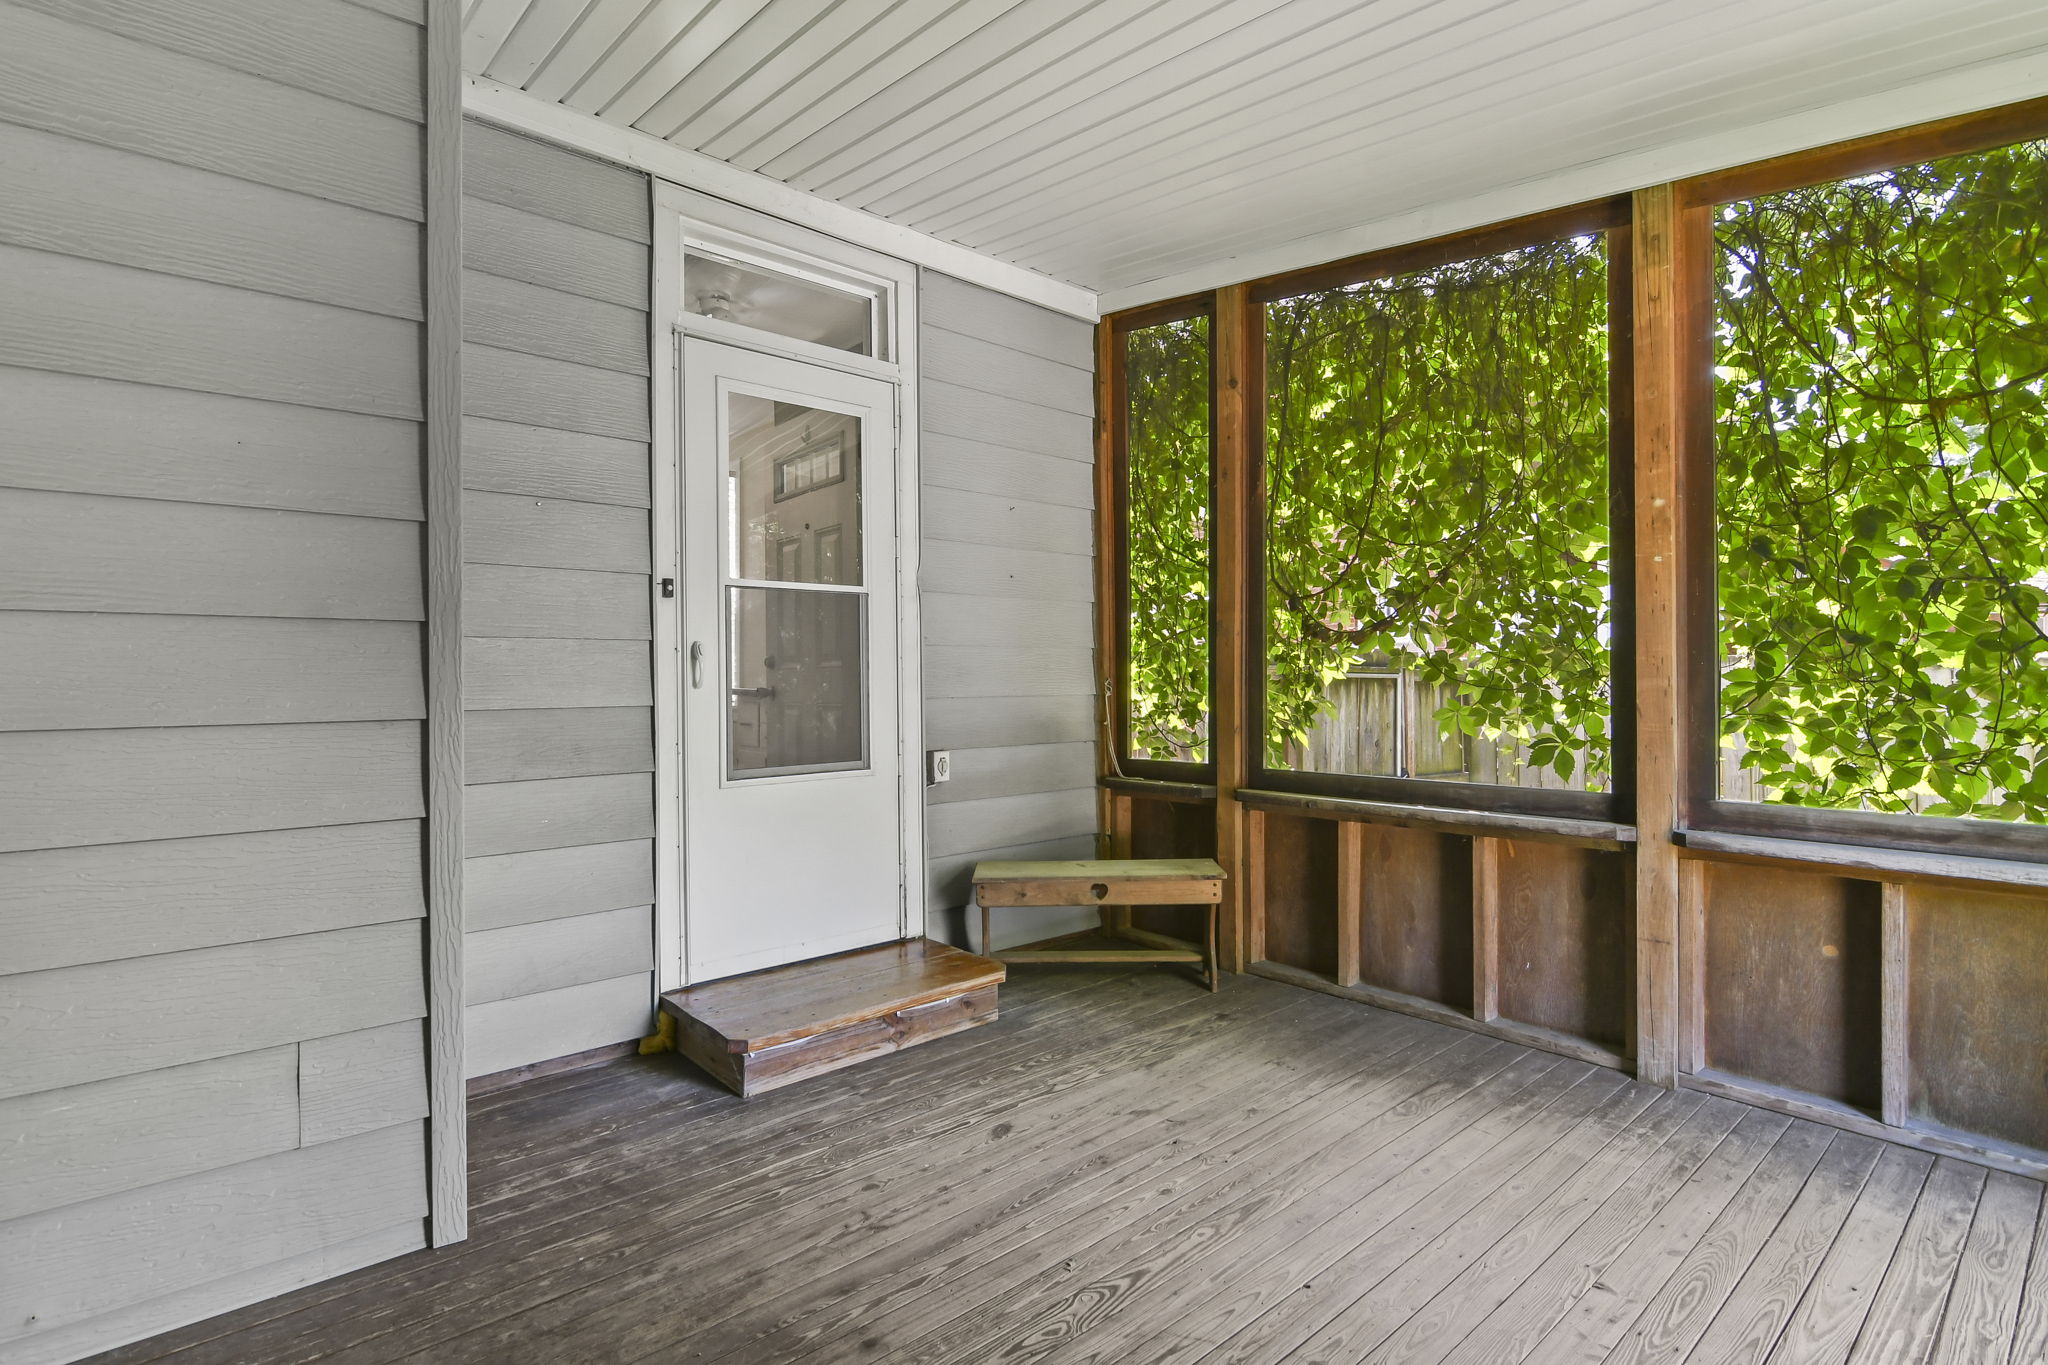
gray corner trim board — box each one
[426,0,468,1249]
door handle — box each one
[689,641,704,688]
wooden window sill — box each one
[1675,829,2048,891]
[1099,774,1218,803]
[1235,789,1635,849]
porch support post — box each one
[1630,184,1708,1088]
[1214,284,1254,973]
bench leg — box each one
[1206,904,1219,992]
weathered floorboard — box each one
[77,972,2040,1365]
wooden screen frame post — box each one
[1471,836,1502,1023]
[1881,880,1910,1127]
[1093,318,1120,870]
[1630,184,1710,1089]
[1214,283,1253,974]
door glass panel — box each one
[727,392,863,586]
[726,586,865,777]
[686,248,875,355]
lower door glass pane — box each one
[726,586,865,777]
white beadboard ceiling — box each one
[461,0,2048,310]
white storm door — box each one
[679,337,902,982]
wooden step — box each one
[659,938,1005,1098]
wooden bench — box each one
[971,858,1226,992]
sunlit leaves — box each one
[1125,316,1212,762]
[1261,236,1614,788]
[1717,138,2048,821]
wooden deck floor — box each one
[92,968,2048,1365]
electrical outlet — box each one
[926,749,951,785]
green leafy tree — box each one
[1124,139,2048,821]
[1125,316,1212,761]
[1263,238,1614,786]
[1716,138,2048,819]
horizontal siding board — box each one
[464,839,655,932]
[922,485,1094,556]
[6,1223,424,1365]
[340,0,423,21]
[0,245,422,420]
[463,121,651,243]
[464,344,650,441]
[0,5,422,218]
[0,1046,300,1222]
[920,540,1094,603]
[465,773,655,857]
[922,434,1094,510]
[464,490,651,573]
[0,614,424,731]
[463,195,650,309]
[921,273,1092,367]
[464,973,654,1078]
[13,0,424,122]
[466,707,654,784]
[923,378,1094,462]
[926,833,1100,915]
[927,742,1097,807]
[0,368,422,520]
[922,593,1095,651]
[0,921,425,1099]
[463,269,649,375]
[921,324,1093,414]
[298,1021,428,1146]
[0,489,423,621]
[0,1122,427,1344]
[924,694,1096,749]
[464,639,653,711]
[925,646,1094,698]
[927,787,1099,860]
[464,905,653,1006]
[0,123,422,320]
[0,822,424,976]
[0,721,423,853]
[463,417,650,508]
[464,563,650,640]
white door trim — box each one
[651,181,925,992]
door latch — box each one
[659,577,676,598]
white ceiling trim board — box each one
[461,75,1101,321]
[1096,46,2048,313]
